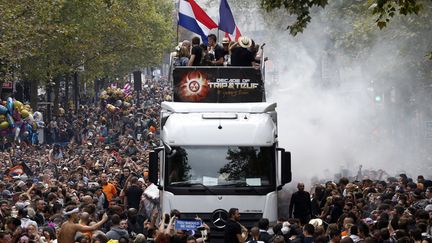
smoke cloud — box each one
[259,2,432,185]
[194,0,432,186]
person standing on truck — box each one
[207,34,226,66]
[224,208,248,243]
[289,182,312,225]
[188,37,202,66]
[230,36,256,67]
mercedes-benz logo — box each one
[211,209,228,229]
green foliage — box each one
[0,0,175,85]
[370,0,423,28]
[260,0,428,37]
[261,0,328,35]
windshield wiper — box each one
[220,181,248,187]
[170,181,216,194]
[220,182,261,193]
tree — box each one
[0,0,64,90]
[260,0,425,36]
[1,0,175,111]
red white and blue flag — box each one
[219,0,241,41]
[178,0,218,45]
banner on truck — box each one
[173,67,264,103]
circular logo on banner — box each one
[179,71,209,101]
[188,80,200,92]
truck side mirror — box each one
[148,151,159,184]
[281,151,292,185]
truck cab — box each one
[148,64,291,240]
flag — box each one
[178,0,218,44]
[219,0,241,41]
[5,161,33,177]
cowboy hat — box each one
[238,36,252,48]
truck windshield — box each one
[166,146,275,187]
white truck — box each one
[148,66,291,238]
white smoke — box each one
[193,0,432,187]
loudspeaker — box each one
[133,71,142,91]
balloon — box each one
[23,131,29,137]
[123,102,131,108]
[33,111,43,122]
[13,100,23,111]
[106,104,116,113]
[6,97,14,114]
[6,114,14,128]
[20,109,30,118]
[0,121,9,130]
[0,105,7,114]
[115,100,123,107]
[14,127,20,141]
[26,123,33,132]
[0,114,5,122]
[36,121,45,128]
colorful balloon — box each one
[14,127,20,141]
[13,100,23,111]
[0,105,7,114]
[6,114,14,128]
[6,97,14,114]
[106,104,116,113]
[36,121,45,128]
[33,111,43,122]
[0,121,9,130]
[123,102,131,108]
[20,109,30,118]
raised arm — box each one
[75,213,108,231]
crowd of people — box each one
[173,34,264,67]
[0,36,431,243]
[241,174,432,243]
[0,77,171,243]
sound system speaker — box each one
[133,71,142,91]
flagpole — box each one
[176,0,181,45]
[217,0,220,42]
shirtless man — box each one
[58,206,108,243]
